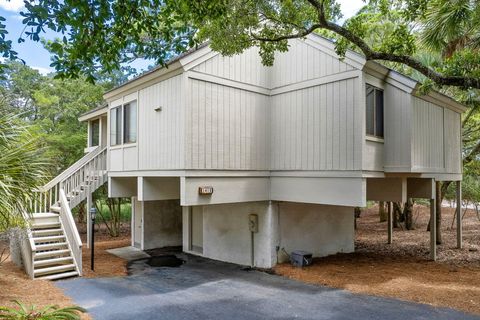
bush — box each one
[0,301,85,320]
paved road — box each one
[57,255,479,320]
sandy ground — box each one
[275,204,480,315]
[2,207,480,315]
[0,223,130,317]
[0,251,92,319]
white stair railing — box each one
[30,147,107,213]
[58,189,83,276]
[22,146,107,279]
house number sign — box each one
[198,186,214,195]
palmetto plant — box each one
[0,301,85,320]
[0,114,48,233]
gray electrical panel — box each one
[248,214,258,233]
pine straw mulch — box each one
[0,224,131,317]
[274,204,480,315]
[0,248,91,320]
[78,222,131,278]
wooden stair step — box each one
[34,249,71,258]
[50,206,61,213]
[34,256,73,267]
[32,212,58,218]
[34,263,76,276]
[35,270,78,281]
[34,242,68,251]
[33,235,65,243]
[32,228,63,236]
[32,222,61,229]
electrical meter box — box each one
[248,214,258,233]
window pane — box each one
[110,107,121,146]
[375,90,384,138]
[90,119,100,147]
[123,101,137,143]
[366,85,375,136]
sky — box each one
[0,0,366,75]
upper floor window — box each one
[90,119,100,147]
[366,84,384,138]
[123,101,137,143]
[110,101,137,146]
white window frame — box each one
[366,84,384,139]
[123,101,137,144]
[109,100,137,147]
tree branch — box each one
[253,0,480,89]
[250,24,322,42]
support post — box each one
[387,202,393,244]
[456,180,462,249]
[86,191,92,248]
[430,197,437,261]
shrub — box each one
[0,301,85,320]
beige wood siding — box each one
[186,79,270,170]
[444,108,462,174]
[412,97,445,171]
[193,47,270,88]
[270,40,355,89]
[383,84,462,174]
[137,74,185,170]
[270,78,361,170]
[364,140,384,172]
[383,84,412,171]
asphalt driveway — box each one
[57,254,479,320]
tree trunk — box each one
[404,198,414,230]
[399,201,406,222]
[436,181,442,244]
[77,200,86,224]
[354,207,361,230]
[379,201,387,222]
[393,202,402,228]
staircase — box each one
[19,146,107,280]
[30,212,78,280]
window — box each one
[123,101,137,143]
[366,84,384,138]
[110,101,137,146]
[90,119,100,147]
[110,106,122,146]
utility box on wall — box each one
[248,214,258,233]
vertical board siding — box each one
[444,108,462,173]
[138,75,184,170]
[383,84,412,170]
[187,79,270,170]
[270,40,355,89]
[193,47,270,88]
[192,39,355,91]
[412,97,445,171]
[270,78,359,171]
[382,83,462,174]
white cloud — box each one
[32,66,53,75]
[0,0,25,12]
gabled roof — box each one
[101,33,467,112]
[104,42,210,97]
